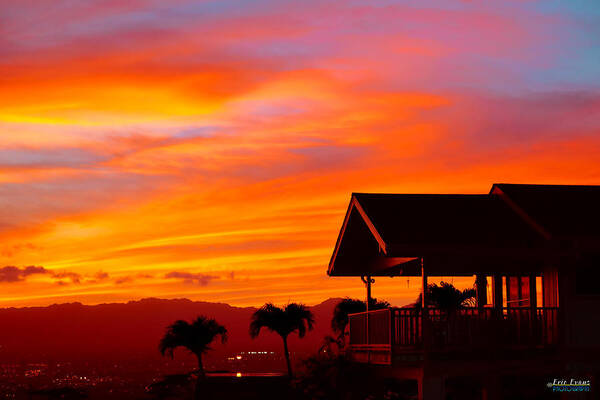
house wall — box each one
[560,253,600,349]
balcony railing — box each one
[347,307,558,364]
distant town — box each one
[0,351,295,399]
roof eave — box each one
[327,194,388,276]
[491,184,552,241]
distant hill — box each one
[0,298,342,366]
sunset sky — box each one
[1,0,599,308]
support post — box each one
[361,274,374,362]
[421,258,427,309]
[529,274,537,309]
[475,274,487,309]
[492,274,503,345]
[529,274,537,342]
[367,277,372,311]
[505,276,512,307]
[361,275,374,311]
[492,274,503,312]
[421,258,429,348]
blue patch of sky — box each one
[172,126,220,139]
[169,0,277,18]
[0,171,170,223]
[8,0,598,90]
[521,0,600,88]
[289,144,366,169]
[230,37,333,69]
[536,1,600,17]
[235,100,308,118]
[7,0,261,49]
[0,148,107,168]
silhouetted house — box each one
[328,184,600,399]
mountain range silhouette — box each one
[0,297,342,364]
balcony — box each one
[347,307,559,365]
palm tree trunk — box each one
[196,353,205,378]
[282,335,293,377]
[340,326,348,348]
[195,354,206,400]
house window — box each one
[575,253,600,295]
[506,276,530,307]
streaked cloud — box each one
[0,147,107,168]
[164,271,219,286]
[0,266,47,282]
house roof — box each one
[328,183,600,277]
[352,193,542,250]
[491,183,600,238]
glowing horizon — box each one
[1,0,599,307]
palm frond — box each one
[159,316,228,358]
[285,303,314,338]
[250,302,315,339]
[250,303,283,338]
[331,298,365,333]
[413,281,477,310]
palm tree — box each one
[249,303,314,377]
[159,316,227,398]
[414,281,476,310]
[331,297,390,347]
